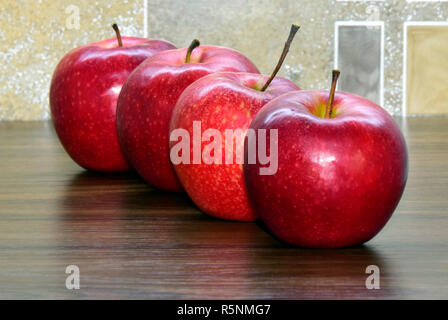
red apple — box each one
[169,25,301,221]
[244,70,408,247]
[116,39,259,191]
[50,24,176,171]
[170,72,299,221]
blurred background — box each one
[1,0,448,120]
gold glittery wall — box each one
[1,0,448,120]
[0,0,144,120]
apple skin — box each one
[116,46,259,191]
[244,90,408,247]
[169,72,299,221]
[50,37,176,172]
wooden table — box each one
[0,118,447,299]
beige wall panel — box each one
[406,25,448,115]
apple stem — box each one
[260,24,300,92]
[112,23,123,47]
[325,70,340,119]
[185,39,201,63]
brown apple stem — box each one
[260,24,300,92]
[112,23,123,47]
[185,39,200,63]
[325,70,340,119]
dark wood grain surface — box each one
[0,118,447,299]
